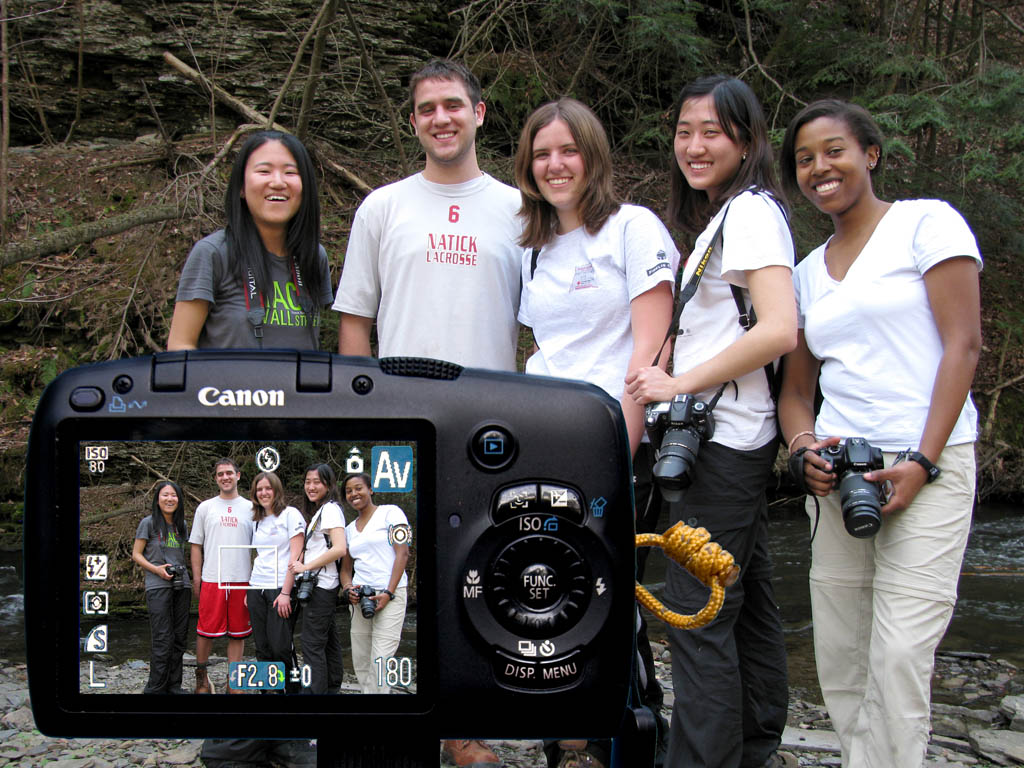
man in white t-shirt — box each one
[334,59,514,767]
[333,59,521,372]
[189,457,254,694]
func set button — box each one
[494,650,584,690]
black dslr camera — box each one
[355,585,377,619]
[294,569,318,604]
[165,563,188,591]
[24,351,635,750]
[802,437,886,538]
[644,394,715,502]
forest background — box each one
[1,0,1023,549]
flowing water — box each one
[640,501,1024,699]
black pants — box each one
[544,443,667,768]
[299,584,343,694]
[664,439,788,768]
[200,738,316,767]
[144,586,190,694]
[247,588,301,694]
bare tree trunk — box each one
[297,0,338,141]
[63,0,84,143]
[339,0,410,177]
[1,0,8,245]
[266,0,333,129]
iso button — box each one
[468,424,517,472]
[539,484,584,524]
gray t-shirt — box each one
[135,516,192,591]
[176,229,333,350]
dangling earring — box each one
[742,152,748,161]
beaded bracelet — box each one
[787,430,817,454]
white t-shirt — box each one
[345,504,410,591]
[672,190,794,451]
[333,172,522,370]
[519,204,680,401]
[303,501,346,591]
[188,495,254,584]
[249,506,306,589]
[794,199,982,450]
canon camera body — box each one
[24,351,635,741]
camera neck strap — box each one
[243,259,320,350]
[300,506,328,575]
[652,197,780,403]
[651,201,733,368]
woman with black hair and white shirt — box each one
[289,463,347,695]
[626,74,797,768]
[777,99,981,768]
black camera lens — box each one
[357,585,376,619]
[652,426,702,502]
[295,571,317,604]
[839,473,883,538]
[168,565,187,590]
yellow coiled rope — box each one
[636,522,740,629]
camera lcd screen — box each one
[75,435,423,703]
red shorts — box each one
[197,581,252,638]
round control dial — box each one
[486,535,591,638]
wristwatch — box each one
[907,451,941,483]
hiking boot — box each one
[195,663,213,694]
[440,739,499,766]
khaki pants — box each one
[808,442,975,768]
[349,585,408,694]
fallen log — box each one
[0,203,182,269]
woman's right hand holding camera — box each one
[159,563,175,580]
[795,435,841,496]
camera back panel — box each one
[25,351,635,739]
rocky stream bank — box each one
[1,645,1022,767]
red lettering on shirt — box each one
[426,232,479,267]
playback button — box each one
[468,424,517,471]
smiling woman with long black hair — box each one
[626,74,797,768]
[168,130,333,351]
[132,480,191,695]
